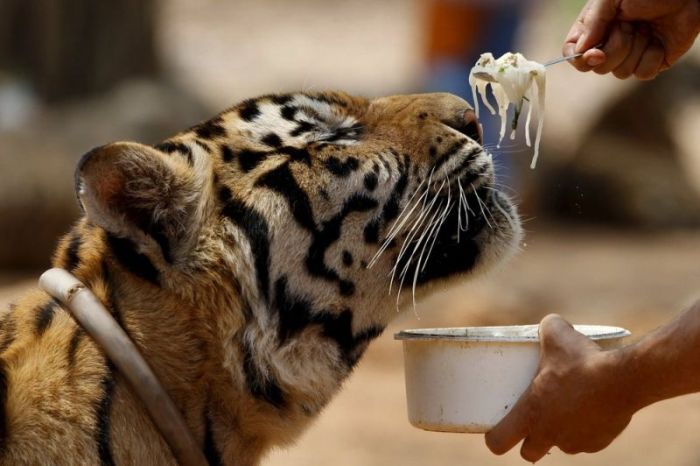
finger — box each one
[634,38,665,80]
[520,437,552,463]
[564,13,585,45]
[563,43,592,72]
[582,48,606,68]
[538,314,575,347]
[575,0,617,53]
[563,0,591,46]
[485,395,531,455]
[594,22,635,74]
[538,314,599,356]
[613,27,651,79]
[563,42,602,72]
[563,2,596,72]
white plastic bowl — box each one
[395,325,630,433]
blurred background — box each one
[1,0,700,464]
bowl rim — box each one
[394,324,631,342]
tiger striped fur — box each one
[0,91,521,465]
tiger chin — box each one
[0,91,521,465]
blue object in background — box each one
[424,5,527,185]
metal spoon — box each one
[543,51,584,67]
[544,43,605,67]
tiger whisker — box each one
[456,184,462,243]
[457,178,469,233]
[379,177,427,242]
[491,193,518,233]
[421,188,453,274]
[486,184,518,197]
[478,188,498,226]
[472,183,493,229]
[404,181,450,295]
[389,177,443,273]
[367,178,428,269]
[390,175,444,296]
[401,197,446,312]
[413,180,452,295]
[413,198,446,275]
[368,169,435,262]
[382,177,427,239]
[415,200,448,281]
[389,179,444,294]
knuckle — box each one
[533,368,557,391]
[534,367,554,383]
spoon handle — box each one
[544,43,605,67]
[543,52,584,67]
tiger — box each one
[0,91,521,465]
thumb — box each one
[538,314,600,358]
[577,0,618,52]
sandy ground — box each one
[3,228,700,466]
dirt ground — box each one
[3,228,700,466]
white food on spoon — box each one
[469,52,546,169]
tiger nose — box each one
[443,109,482,144]
[459,109,482,143]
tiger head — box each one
[75,91,521,418]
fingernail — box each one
[586,56,605,67]
[620,22,634,34]
[575,34,586,53]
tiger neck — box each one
[51,220,214,405]
[50,219,385,459]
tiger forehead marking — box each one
[0,91,520,465]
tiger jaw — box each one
[378,167,521,305]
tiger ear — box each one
[75,142,201,264]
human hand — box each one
[563,0,700,79]
[484,314,635,462]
